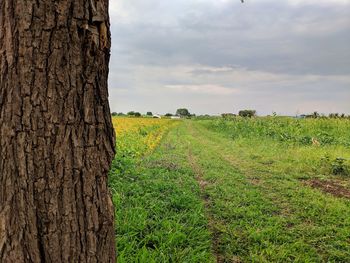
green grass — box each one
[109,126,215,262]
[109,118,350,262]
[188,120,350,262]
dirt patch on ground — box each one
[188,150,206,187]
[305,179,350,199]
[198,179,209,189]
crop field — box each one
[112,117,177,157]
[109,117,350,262]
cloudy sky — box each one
[108,0,350,116]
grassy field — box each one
[109,117,350,262]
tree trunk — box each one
[0,1,116,262]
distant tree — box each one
[328,113,348,119]
[165,113,173,117]
[221,113,235,119]
[111,112,118,116]
[127,111,136,116]
[117,112,125,116]
[197,114,213,120]
[176,108,191,117]
[238,110,256,118]
[312,111,320,118]
[146,112,153,116]
[134,112,142,117]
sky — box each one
[108,0,350,116]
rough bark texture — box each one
[0,1,116,262]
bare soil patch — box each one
[305,179,350,199]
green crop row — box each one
[201,117,350,147]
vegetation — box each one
[111,117,178,155]
[127,111,142,117]
[109,117,214,262]
[239,109,257,118]
[203,116,350,147]
[297,112,350,119]
[328,113,348,119]
[176,108,191,117]
[221,113,236,119]
[109,116,350,262]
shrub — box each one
[176,108,191,117]
[238,110,256,118]
[221,113,236,119]
[331,158,349,176]
[321,155,349,176]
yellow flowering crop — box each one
[112,117,179,157]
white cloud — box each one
[165,84,238,95]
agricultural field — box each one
[112,117,177,157]
[109,116,350,262]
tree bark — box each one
[0,1,116,262]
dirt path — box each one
[185,121,246,263]
[188,147,225,263]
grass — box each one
[188,120,350,262]
[109,117,214,262]
[109,117,350,262]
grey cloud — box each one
[111,1,350,74]
[108,0,350,115]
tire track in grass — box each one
[185,121,246,263]
[184,121,297,262]
[188,147,225,263]
[186,120,350,262]
[111,121,216,262]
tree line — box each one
[112,109,350,119]
[111,108,195,118]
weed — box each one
[321,155,350,176]
[331,158,349,176]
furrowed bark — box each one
[0,0,116,262]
